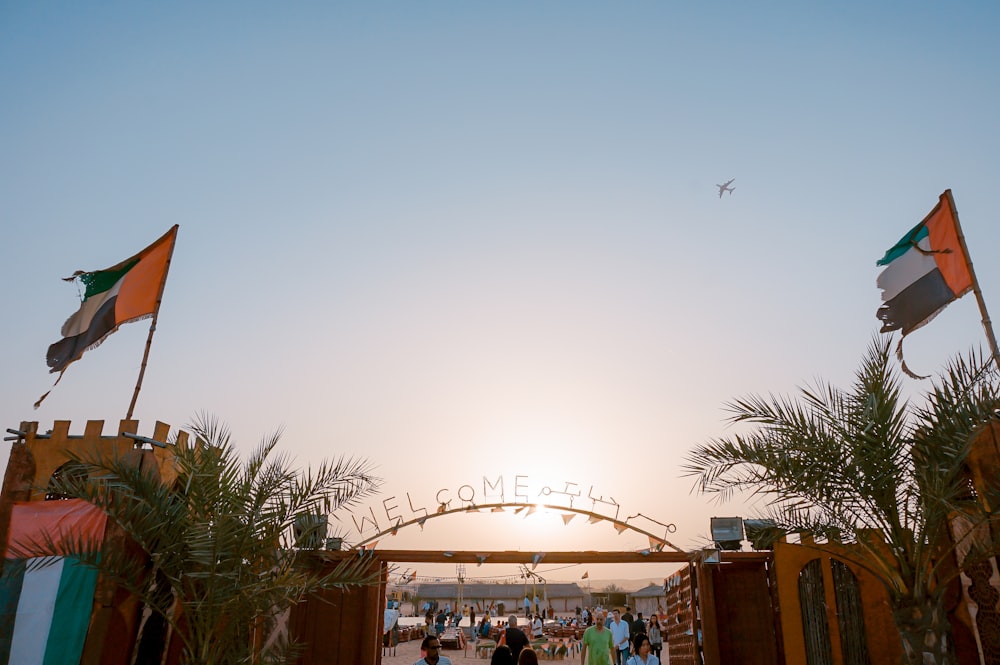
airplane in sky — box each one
[717,178,735,198]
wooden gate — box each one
[700,560,782,665]
[287,557,387,664]
[773,541,901,665]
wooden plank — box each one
[326,550,771,565]
[289,558,384,664]
[711,562,779,665]
[697,562,719,665]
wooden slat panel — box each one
[289,559,384,664]
[712,562,779,665]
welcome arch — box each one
[354,500,684,553]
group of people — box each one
[413,614,533,665]
[426,607,467,636]
[581,607,664,665]
[413,606,666,665]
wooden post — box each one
[696,559,721,665]
[126,226,179,419]
[948,190,1000,371]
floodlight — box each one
[710,516,744,551]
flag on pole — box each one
[876,191,972,337]
[876,191,1000,375]
[36,226,178,408]
[0,499,108,665]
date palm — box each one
[683,336,1000,665]
[19,414,381,665]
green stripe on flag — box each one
[78,260,137,299]
[877,223,929,266]
[42,557,99,665]
[0,557,99,665]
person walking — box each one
[631,613,646,642]
[581,611,615,665]
[608,609,631,665]
[501,615,530,663]
[625,635,659,665]
[646,614,663,661]
[413,635,453,665]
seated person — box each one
[479,615,493,638]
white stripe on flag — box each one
[10,557,64,665]
[876,237,937,302]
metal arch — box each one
[353,501,683,552]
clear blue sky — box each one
[2,2,999,582]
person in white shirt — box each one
[608,609,631,665]
[383,601,400,650]
[413,635,452,665]
[626,634,660,665]
[532,614,544,638]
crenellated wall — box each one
[5,419,189,501]
[0,419,188,665]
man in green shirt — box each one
[581,611,615,665]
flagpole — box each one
[947,190,1000,371]
[126,226,179,419]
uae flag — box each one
[876,191,972,336]
[45,225,178,376]
[0,499,108,665]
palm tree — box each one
[18,414,381,665]
[682,336,1000,665]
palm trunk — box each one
[892,597,954,665]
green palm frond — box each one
[683,334,1000,608]
[13,414,382,665]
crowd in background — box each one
[407,603,667,665]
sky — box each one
[2,2,999,585]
